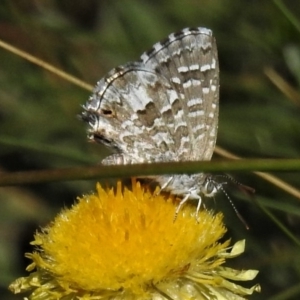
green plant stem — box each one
[1,158,300,186]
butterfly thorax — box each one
[156,173,219,199]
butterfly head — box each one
[201,175,224,198]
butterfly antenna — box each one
[220,174,255,194]
[218,184,250,230]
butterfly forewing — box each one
[83,27,219,165]
[85,64,183,163]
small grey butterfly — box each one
[81,27,220,217]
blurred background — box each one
[1,1,300,299]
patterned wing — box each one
[141,27,219,161]
[82,27,219,165]
[82,63,183,164]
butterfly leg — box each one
[195,195,203,222]
[173,193,190,221]
[155,176,174,196]
[159,176,173,190]
[174,193,202,222]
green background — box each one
[1,1,300,299]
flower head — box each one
[9,180,260,299]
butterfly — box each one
[81,27,220,217]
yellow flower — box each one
[9,180,260,299]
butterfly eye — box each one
[203,180,218,197]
